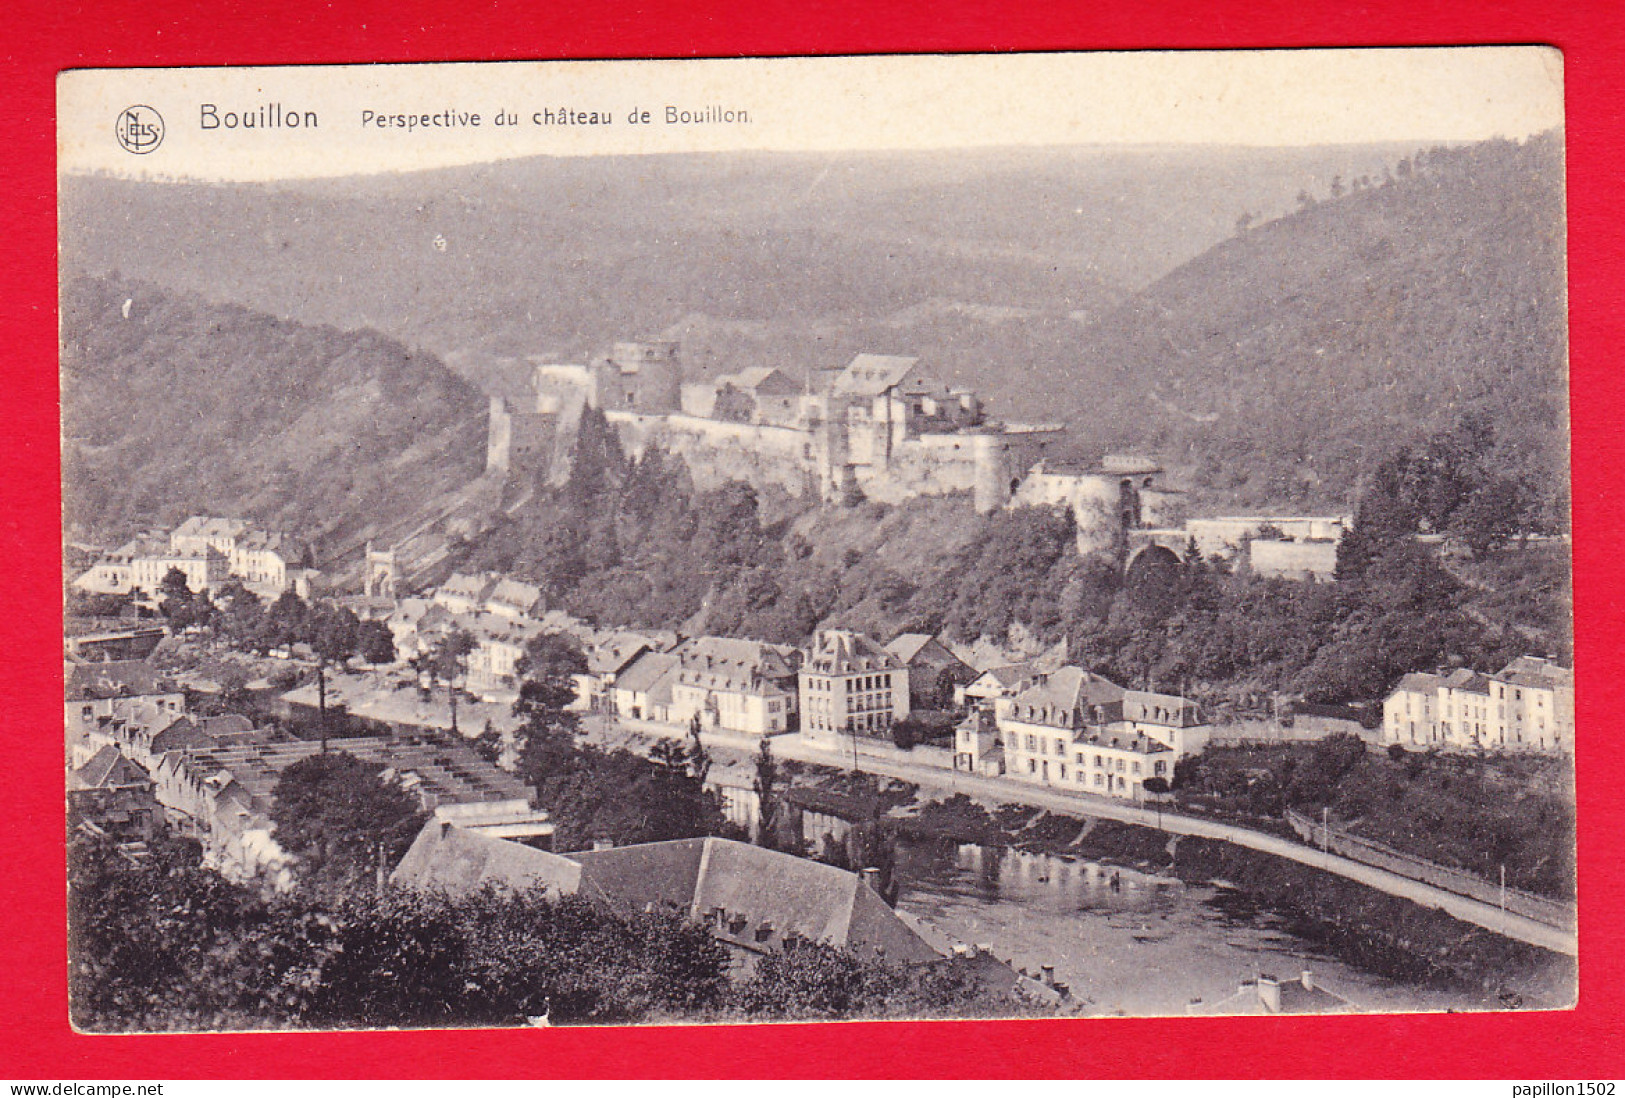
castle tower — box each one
[605,340,682,413]
[971,432,1012,514]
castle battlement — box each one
[486,344,1162,542]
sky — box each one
[58,48,1565,182]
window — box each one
[1056,739,1066,756]
[1132,762,1142,775]
[1094,774,1104,788]
[1058,765,1067,780]
[1025,734,1037,752]
[1095,755,1103,767]
[1027,759,1036,774]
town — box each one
[65,339,1576,1026]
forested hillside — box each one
[1065,133,1568,513]
[61,276,488,546]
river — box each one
[891,836,1497,1016]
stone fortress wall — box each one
[482,340,1297,562]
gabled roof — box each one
[1004,667,1124,728]
[436,573,496,603]
[676,636,798,694]
[394,826,940,965]
[615,650,681,696]
[1393,672,1442,695]
[715,366,800,395]
[831,354,922,398]
[391,820,583,895]
[967,662,1039,692]
[487,578,544,612]
[148,717,215,756]
[1496,656,1572,690]
[71,746,151,790]
[587,632,656,677]
[1439,667,1492,695]
[199,714,254,736]
[65,659,170,701]
[884,633,935,664]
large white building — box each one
[996,666,1210,800]
[1381,657,1574,753]
[668,636,799,736]
[798,630,910,748]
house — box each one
[704,366,805,426]
[956,662,1043,710]
[996,667,1208,800]
[230,530,309,597]
[68,746,160,844]
[611,649,681,722]
[392,826,941,975]
[885,633,976,711]
[1187,970,1358,1015]
[668,636,799,736]
[953,707,1003,775]
[433,573,499,616]
[1438,668,1494,749]
[799,630,909,748]
[464,614,546,695]
[486,578,545,619]
[576,631,659,712]
[1382,672,1442,747]
[1491,656,1574,753]
[65,660,187,749]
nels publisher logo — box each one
[114,105,164,154]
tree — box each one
[356,619,396,665]
[269,750,426,895]
[753,737,781,850]
[425,628,477,735]
[1141,776,1171,829]
[712,383,755,423]
[1452,477,1527,558]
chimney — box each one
[1257,974,1282,1013]
[1300,970,1315,991]
[1041,964,1056,987]
[860,867,882,891]
[593,838,615,851]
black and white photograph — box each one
[58,50,1574,1032]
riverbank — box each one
[886,793,1575,1010]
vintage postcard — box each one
[58,49,1573,1033]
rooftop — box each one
[393,827,940,964]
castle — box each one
[486,341,1186,554]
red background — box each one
[4,0,1622,1078]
